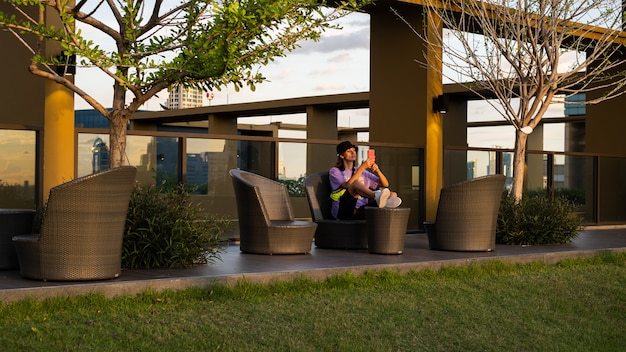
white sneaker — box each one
[385,197,402,209]
[374,188,390,208]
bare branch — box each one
[28,62,110,117]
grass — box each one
[1,252,625,351]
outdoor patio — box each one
[1,226,625,303]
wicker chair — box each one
[304,172,368,249]
[424,174,506,252]
[0,209,36,270]
[12,166,137,281]
[229,169,316,254]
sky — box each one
[72,9,373,179]
[74,10,372,113]
[71,6,568,179]
[73,7,568,135]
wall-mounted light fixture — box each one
[432,94,449,114]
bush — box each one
[497,192,583,245]
[279,176,306,197]
[523,188,585,207]
[123,182,230,269]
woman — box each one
[329,141,401,220]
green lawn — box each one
[1,252,625,351]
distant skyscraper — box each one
[488,150,497,175]
[165,84,204,109]
[564,93,586,116]
[467,160,476,179]
[278,160,286,179]
[186,153,209,190]
[502,153,513,188]
[91,137,110,173]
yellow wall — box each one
[0,4,45,127]
[0,3,75,203]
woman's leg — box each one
[347,181,375,198]
[347,181,397,199]
[337,192,358,220]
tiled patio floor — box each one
[1,227,625,303]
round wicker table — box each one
[365,207,411,255]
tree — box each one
[397,0,626,202]
[0,0,367,167]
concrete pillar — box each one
[585,51,626,221]
[42,81,75,201]
[586,93,626,157]
[306,106,339,174]
[208,114,237,135]
[370,4,443,221]
[442,94,469,186]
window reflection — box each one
[91,137,110,173]
[0,129,36,208]
[78,134,178,186]
[278,142,306,180]
[186,138,235,195]
[78,134,110,177]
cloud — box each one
[309,66,338,76]
[338,12,370,27]
[274,68,295,80]
[328,53,352,63]
[313,84,346,92]
[295,26,370,54]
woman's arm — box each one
[370,163,390,188]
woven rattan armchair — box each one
[229,169,316,254]
[12,166,137,281]
[304,172,368,249]
[424,174,506,252]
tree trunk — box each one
[510,129,529,203]
[108,112,129,168]
[108,77,130,168]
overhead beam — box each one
[395,0,626,45]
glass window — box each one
[466,150,498,178]
[544,123,565,152]
[557,155,592,222]
[278,142,306,181]
[599,156,626,223]
[0,129,36,208]
[78,134,177,186]
[338,108,369,129]
[186,138,235,195]
[468,125,515,149]
[77,133,110,177]
[126,135,169,186]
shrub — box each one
[123,182,230,269]
[279,176,306,197]
[497,191,583,245]
[523,188,585,207]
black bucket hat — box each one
[336,141,357,156]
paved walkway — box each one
[1,227,625,303]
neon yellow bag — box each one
[330,188,346,201]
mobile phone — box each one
[367,149,375,160]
